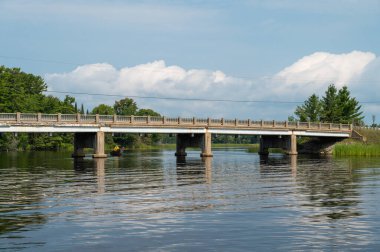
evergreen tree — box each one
[293,84,363,124]
[295,94,321,122]
[337,86,363,124]
[320,84,340,122]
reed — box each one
[333,143,380,157]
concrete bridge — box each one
[0,113,353,158]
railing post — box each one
[162,116,166,125]
[349,124,353,131]
[207,118,211,126]
[221,118,224,126]
[193,117,196,125]
[57,113,61,122]
[272,120,275,127]
[296,121,299,128]
[261,120,264,128]
[308,121,311,128]
[329,123,332,129]
[248,119,251,126]
[147,116,151,124]
[113,114,117,123]
[339,123,342,130]
[285,121,288,128]
[16,112,21,123]
[235,118,238,126]
[319,122,321,129]
[76,113,81,122]
[130,115,134,124]
[178,117,181,124]
[95,114,100,123]
[37,113,42,122]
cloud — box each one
[45,50,379,122]
[271,51,376,98]
[45,60,263,118]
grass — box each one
[333,143,380,157]
[332,128,380,156]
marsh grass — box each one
[333,143,380,157]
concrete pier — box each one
[175,131,213,157]
[72,132,107,158]
[259,134,297,156]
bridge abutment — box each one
[175,132,213,157]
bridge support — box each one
[72,132,107,158]
[175,132,213,157]
[259,134,297,156]
[93,131,107,158]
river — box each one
[1,149,380,251]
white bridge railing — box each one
[0,113,352,131]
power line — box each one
[44,90,303,104]
[44,90,380,104]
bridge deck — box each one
[0,113,352,137]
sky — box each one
[1,0,380,123]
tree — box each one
[0,66,47,113]
[293,84,363,124]
[295,94,321,122]
[91,104,115,115]
[320,84,340,122]
[136,109,161,116]
[113,98,138,115]
[337,86,363,124]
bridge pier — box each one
[259,134,297,156]
[93,131,107,158]
[175,132,213,157]
[72,132,107,158]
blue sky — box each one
[1,0,380,122]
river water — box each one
[1,149,380,251]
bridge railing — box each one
[0,113,352,131]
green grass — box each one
[333,143,380,157]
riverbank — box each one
[332,128,380,157]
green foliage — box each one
[0,66,77,151]
[0,66,47,113]
[294,84,363,124]
[136,109,161,116]
[114,98,138,115]
[336,86,363,124]
[295,94,321,122]
[333,143,380,157]
[91,104,115,115]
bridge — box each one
[0,113,353,158]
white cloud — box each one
[45,51,379,122]
[271,51,376,98]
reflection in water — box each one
[1,151,380,251]
[176,156,212,185]
[94,158,105,194]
